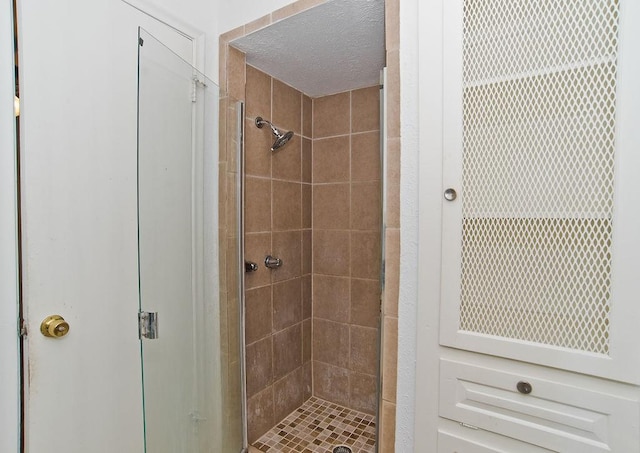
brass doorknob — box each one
[40,315,70,338]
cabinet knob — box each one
[444,188,457,201]
[516,381,532,394]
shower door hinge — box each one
[191,75,207,103]
[19,320,27,338]
[138,311,158,339]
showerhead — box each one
[255,116,294,152]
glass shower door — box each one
[136,28,234,452]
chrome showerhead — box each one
[255,116,294,152]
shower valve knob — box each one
[265,255,283,269]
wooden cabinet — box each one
[429,0,640,451]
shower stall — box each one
[219,1,389,451]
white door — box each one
[18,2,197,451]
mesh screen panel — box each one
[459,0,619,354]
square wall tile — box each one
[351,182,381,231]
[382,316,398,403]
[313,230,350,276]
[312,361,350,407]
[226,237,239,299]
[226,173,240,238]
[226,101,241,169]
[351,278,380,329]
[245,65,271,119]
[245,118,272,178]
[246,336,273,397]
[313,274,350,323]
[245,177,271,233]
[386,49,400,139]
[272,79,302,134]
[384,228,400,317]
[386,138,401,228]
[247,387,274,443]
[350,325,379,375]
[352,131,381,182]
[312,136,350,183]
[273,367,304,422]
[272,231,302,282]
[351,231,381,280]
[245,286,272,344]
[272,134,301,181]
[272,181,301,231]
[380,400,396,452]
[385,0,400,51]
[272,278,302,331]
[313,183,350,230]
[227,46,245,101]
[351,86,380,133]
[313,91,350,138]
[273,324,302,379]
[313,318,349,368]
[350,372,378,415]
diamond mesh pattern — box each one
[459,0,619,354]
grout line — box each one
[312,129,381,141]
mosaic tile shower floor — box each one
[252,396,376,453]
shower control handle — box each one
[245,261,259,273]
[265,255,283,269]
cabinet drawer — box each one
[440,357,640,452]
[438,418,555,453]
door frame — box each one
[0,0,20,452]
[121,0,206,73]
[414,0,445,450]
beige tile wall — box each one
[380,0,400,450]
[311,86,381,416]
[243,64,312,443]
[218,94,244,450]
[220,0,401,449]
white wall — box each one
[397,0,420,450]
[218,0,293,35]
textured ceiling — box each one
[231,0,385,98]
